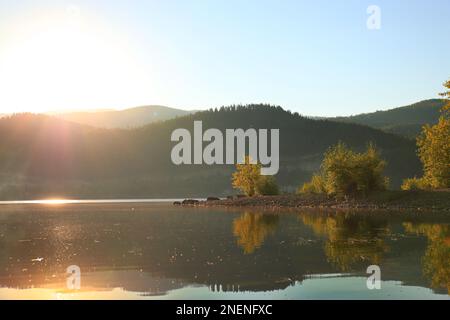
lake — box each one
[0,201,448,300]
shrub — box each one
[401,177,429,191]
[299,142,388,198]
[256,175,280,195]
[232,156,279,196]
[299,174,326,194]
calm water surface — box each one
[0,202,448,300]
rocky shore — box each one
[176,190,450,212]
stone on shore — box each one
[182,199,200,205]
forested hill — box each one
[331,99,445,138]
[0,105,421,199]
[52,105,193,129]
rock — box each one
[182,199,200,205]
[173,201,181,206]
[206,197,220,201]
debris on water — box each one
[31,257,44,262]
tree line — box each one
[232,79,450,197]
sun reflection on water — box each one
[41,199,73,205]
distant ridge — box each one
[0,104,421,199]
[54,105,194,128]
[330,99,446,138]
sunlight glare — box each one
[0,6,153,113]
[41,199,73,205]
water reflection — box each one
[403,223,450,294]
[233,212,279,254]
[301,213,390,272]
[0,204,448,299]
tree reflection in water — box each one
[0,205,448,297]
[300,212,390,272]
[233,212,279,254]
[403,222,450,294]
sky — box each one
[0,0,449,116]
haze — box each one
[0,0,449,116]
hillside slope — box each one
[53,105,193,128]
[331,99,445,138]
[0,105,421,199]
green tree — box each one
[256,175,280,196]
[300,142,388,197]
[231,157,279,196]
[401,177,428,191]
[402,80,450,189]
[231,157,261,196]
[417,87,450,188]
[352,143,389,195]
[299,174,326,194]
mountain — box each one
[0,105,421,199]
[331,99,446,138]
[53,105,194,128]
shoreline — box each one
[184,190,450,212]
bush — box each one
[232,156,279,196]
[299,174,326,194]
[299,142,388,198]
[256,176,280,195]
[401,177,429,191]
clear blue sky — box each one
[0,0,449,116]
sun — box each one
[0,6,152,114]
